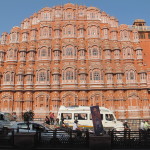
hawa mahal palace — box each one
[0,3,150,119]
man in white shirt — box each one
[144,120,150,131]
[140,120,145,131]
[73,120,82,137]
[73,120,79,130]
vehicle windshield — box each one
[105,114,115,121]
[4,113,15,121]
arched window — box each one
[93,71,100,80]
[140,73,146,83]
[136,49,142,59]
[7,49,17,61]
[88,26,98,37]
[10,32,18,43]
[30,29,36,40]
[120,30,129,41]
[38,47,50,60]
[126,70,136,84]
[116,74,123,84]
[64,25,74,37]
[40,27,50,38]
[6,73,10,82]
[105,50,111,59]
[66,71,73,80]
[114,50,120,59]
[4,72,14,84]
[63,46,76,59]
[41,49,47,56]
[66,47,73,56]
[36,70,50,84]
[92,48,98,56]
[103,28,108,39]
[41,12,50,21]
[22,32,28,42]
[90,69,103,83]
[133,31,139,42]
[9,50,13,58]
[107,74,113,84]
[39,97,44,107]
[39,72,46,81]
[62,68,77,83]
[123,47,133,59]
[89,47,100,59]
[111,31,117,40]
[23,22,29,29]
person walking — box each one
[45,116,50,125]
[12,112,17,121]
[123,120,130,139]
[50,113,55,125]
[54,118,60,129]
[49,112,52,125]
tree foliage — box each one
[23,110,34,122]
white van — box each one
[57,106,124,131]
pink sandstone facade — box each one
[0,3,149,119]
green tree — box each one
[23,110,34,122]
[23,110,34,131]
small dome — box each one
[133,19,146,26]
[134,19,146,23]
[64,3,75,8]
[11,26,20,32]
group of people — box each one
[123,120,150,131]
[45,112,55,125]
[140,120,150,132]
[45,114,82,137]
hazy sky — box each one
[0,0,149,35]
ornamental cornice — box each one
[135,46,143,50]
[40,24,52,28]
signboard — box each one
[90,106,103,136]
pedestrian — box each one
[50,113,55,125]
[73,120,82,137]
[45,116,50,125]
[49,112,52,125]
[60,118,66,128]
[12,112,17,121]
[144,120,150,131]
[54,118,60,129]
[123,120,130,139]
[139,120,146,138]
[140,120,145,131]
[123,120,130,131]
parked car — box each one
[10,121,51,132]
[9,122,69,139]
[0,112,16,128]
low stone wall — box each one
[89,135,111,150]
[14,133,36,149]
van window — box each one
[61,113,72,120]
[105,114,115,121]
[90,114,103,120]
[74,113,87,120]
